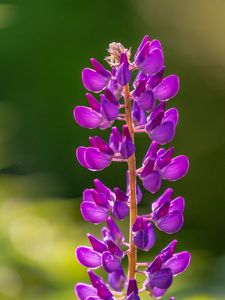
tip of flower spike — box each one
[105,42,131,67]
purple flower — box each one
[132,216,155,251]
[80,179,142,224]
[108,266,127,291]
[132,69,179,112]
[76,125,135,171]
[82,58,111,93]
[116,53,131,86]
[145,103,178,145]
[151,188,185,234]
[74,90,120,129]
[143,240,191,298]
[76,233,125,275]
[138,142,189,193]
[134,35,164,75]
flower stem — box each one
[124,84,137,280]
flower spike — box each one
[74,36,191,299]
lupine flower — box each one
[80,179,143,224]
[132,216,155,251]
[76,234,124,274]
[74,90,120,129]
[74,36,191,300]
[151,188,185,234]
[143,240,191,298]
[133,70,179,115]
[134,35,164,75]
[137,142,189,193]
[145,103,179,145]
[76,125,135,171]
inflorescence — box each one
[73,35,191,300]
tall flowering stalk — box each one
[74,36,191,299]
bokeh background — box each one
[0,0,225,299]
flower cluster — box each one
[74,35,191,299]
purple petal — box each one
[106,240,123,258]
[142,170,162,193]
[133,222,155,251]
[119,136,135,159]
[102,251,121,273]
[108,268,126,291]
[83,189,95,203]
[127,278,139,295]
[160,240,178,263]
[86,93,101,112]
[75,283,97,300]
[127,292,140,300]
[101,98,119,121]
[153,200,170,220]
[116,55,131,86]
[163,108,179,126]
[152,188,173,211]
[150,268,173,289]
[136,184,143,204]
[106,217,125,245]
[76,147,89,168]
[154,75,180,101]
[132,102,147,127]
[160,155,189,181]
[109,126,122,152]
[156,147,174,170]
[93,179,114,201]
[163,251,191,276]
[80,202,108,224]
[92,136,114,155]
[76,246,101,268]
[90,58,111,78]
[146,68,165,89]
[87,234,108,253]
[85,148,112,171]
[114,187,128,202]
[82,68,109,92]
[74,106,102,129]
[150,287,167,298]
[92,190,110,208]
[113,200,129,220]
[137,90,155,112]
[170,196,185,213]
[134,35,150,60]
[157,211,184,234]
[150,39,162,50]
[146,256,162,274]
[86,297,102,300]
[88,270,114,300]
[140,48,164,75]
[149,121,175,145]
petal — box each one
[163,251,191,276]
[150,287,168,298]
[74,106,102,129]
[88,270,114,300]
[80,202,108,224]
[160,240,178,263]
[133,223,155,252]
[108,268,126,292]
[149,121,175,145]
[102,251,121,273]
[101,98,119,121]
[86,297,102,300]
[113,200,129,220]
[160,155,189,181]
[93,179,114,201]
[116,61,131,86]
[134,35,150,60]
[85,147,112,171]
[137,90,155,112]
[151,268,173,289]
[157,211,184,234]
[119,136,135,159]
[87,234,108,253]
[76,147,89,168]
[152,188,174,211]
[82,68,108,92]
[86,93,101,112]
[154,75,180,101]
[76,246,101,268]
[92,190,110,208]
[142,170,162,193]
[163,108,179,126]
[106,217,125,245]
[90,58,111,78]
[83,189,95,203]
[127,278,139,295]
[106,240,123,258]
[75,283,97,300]
[140,48,164,75]
[170,196,185,213]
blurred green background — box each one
[0,0,225,299]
